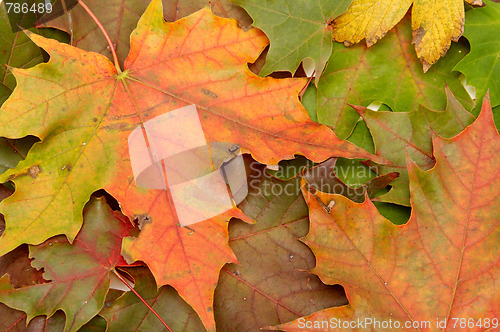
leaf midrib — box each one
[310,193,421,330]
[124,75,363,158]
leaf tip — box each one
[349,104,367,116]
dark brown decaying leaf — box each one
[0,304,67,332]
[303,158,398,203]
[163,0,252,27]
[0,245,45,289]
[214,161,347,331]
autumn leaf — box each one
[37,0,150,67]
[212,158,398,330]
[0,136,38,175]
[214,161,348,331]
[0,181,44,291]
[99,267,205,331]
[2,0,496,329]
[354,87,475,206]
[312,16,473,139]
[454,0,500,109]
[0,245,44,288]
[331,0,483,72]
[39,0,252,66]
[0,1,68,105]
[0,4,42,105]
[0,0,383,329]
[163,0,252,27]
[0,291,119,331]
[303,155,410,224]
[265,155,315,180]
[321,121,376,183]
[235,0,352,80]
[0,2,65,180]
[0,303,67,332]
[0,197,136,332]
[273,95,499,331]
[303,158,398,203]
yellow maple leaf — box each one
[331,0,483,72]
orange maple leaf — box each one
[273,95,500,331]
[0,0,384,329]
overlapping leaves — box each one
[354,88,475,206]
[454,0,500,110]
[39,0,253,66]
[0,197,135,332]
[0,0,497,330]
[311,16,473,139]
[0,0,382,329]
[331,0,484,72]
[275,96,499,331]
[235,0,352,80]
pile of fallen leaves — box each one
[0,0,498,331]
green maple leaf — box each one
[314,16,473,139]
[354,87,476,206]
[454,0,500,125]
[235,0,352,80]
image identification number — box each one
[5,2,53,14]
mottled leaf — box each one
[0,197,136,332]
[0,1,382,330]
[273,95,499,332]
[214,162,347,331]
[316,16,473,139]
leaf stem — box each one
[298,70,315,101]
[78,0,121,73]
[113,269,173,332]
[6,139,27,159]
